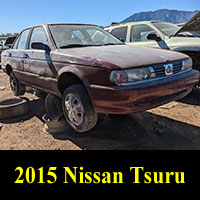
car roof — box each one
[105,20,162,28]
[47,23,97,26]
[21,23,99,32]
[29,23,98,29]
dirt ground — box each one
[0,69,200,150]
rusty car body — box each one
[1,23,199,132]
[105,11,200,72]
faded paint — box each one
[1,23,199,114]
[55,45,187,69]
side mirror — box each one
[31,42,51,53]
[147,33,162,42]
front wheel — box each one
[62,84,98,133]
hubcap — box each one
[64,93,84,126]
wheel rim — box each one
[10,75,17,94]
[64,93,85,126]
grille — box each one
[153,60,182,78]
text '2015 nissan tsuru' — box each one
[1,23,199,132]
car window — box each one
[72,30,85,40]
[17,29,31,50]
[29,26,48,49]
[87,29,112,43]
[49,24,123,48]
[131,24,157,42]
[13,36,21,49]
[153,22,200,38]
[111,27,128,41]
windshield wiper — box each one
[59,44,93,49]
[101,43,124,46]
[59,43,124,49]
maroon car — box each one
[1,23,199,132]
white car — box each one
[105,11,200,72]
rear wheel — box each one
[10,72,26,96]
[62,84,98,133]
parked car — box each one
[0,36,17,67]
[0,41,4,65]
[105,11,200,72]
[1,23,199,132]
[4,36,17,48]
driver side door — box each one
[127,24,164,49]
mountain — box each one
[122,9,199,24]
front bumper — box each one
[88,69,199,114]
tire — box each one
[0,97,30,119]
[45,94,63,121]
[10,71,26,96]
[42,114,69,134]
[62,84,98,133]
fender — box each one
[171,46,200,52]
[57,65,90,88]
[57,65,97,109]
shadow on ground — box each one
[177,88,200,106]
[1,91,200,150]
[49,89,200,150]
[50,112,200,150]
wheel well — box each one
[57,73,83,94]
[5,65,13,75]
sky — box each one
[0,0,199,33]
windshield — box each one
[153,22,200,38]
[48,24,123,48]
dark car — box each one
[1,23,199,132]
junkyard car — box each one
[1,23,199,132]
[0,37,16,66]
[105,11,200,71]
[0,41,4,65]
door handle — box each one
[8,53,12,57]
[24,53,29,58]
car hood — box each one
[167,37,200,51]
[53,45,187,69]
[175,11,200,35]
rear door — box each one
[8,28,31,82]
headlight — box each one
[110,68,151,85]
[182,58,193,70]
[125,68,151,82]
[110,70,127,84]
